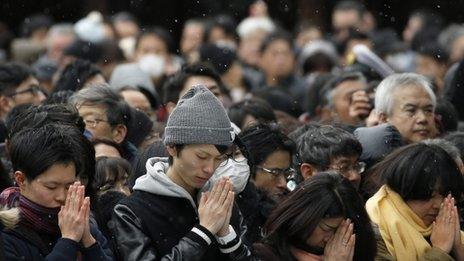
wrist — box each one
[82,235,96,248]
[61,233,80,243]
[217,225,230,237]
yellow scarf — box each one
[366,185,464,260]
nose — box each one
[415,110,428,123]
[347,170,361,185]
[275,175,287,191]
[35,91,47,104]
[55,188,67,206]
[202,159,215,176]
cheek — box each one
[254,172,275,189]
[306,228,325,247]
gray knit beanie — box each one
[164,85,234,146]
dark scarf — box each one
[0,187,60,235]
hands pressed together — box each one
[324,219,356,261]
[198,178,235,236]
[58,181,96,248]
[431,194,464,259]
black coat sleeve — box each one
[111,203,215,261]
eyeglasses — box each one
[83,118,109,128]
[330,162,366,175]
[256,166,296,178]
[218,144,247,167]
[6,85,45,97]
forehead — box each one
[330,155,358,165]
[333,9,360,27]
[35,163,76,183]
[333,79,365,96]
[264,39,291,52]
[392,85,433,106]
[262,150,291,168]
[17,76,39,90]
[77,103,108,116]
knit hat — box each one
[164,85,234,146]
[109,63,157,97]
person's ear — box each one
[14,171,27,190]
[111,124,127,144]
[0,96,13,117]
[378,112,388,123]
[300,163,318,180]
[165,102,177,116]
[166,145,177,157]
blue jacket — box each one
[2,222,114,260]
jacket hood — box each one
[132,157,197,210]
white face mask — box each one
[138,54,165,78]
[201,156,250,194]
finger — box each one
[342,222,354,246]
[352,95,370,103]
[335,219,349,244]
[84,197,90,220]
[69,184,77,212]
[210,178,225,200]
[217,180,231,206]
[348,234,356,259]
[64,185,74,211]
[199,192,207,205]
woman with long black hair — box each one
[254,172,376,261]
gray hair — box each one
[374,73,436,116]
[46,23,75,47]
[323,72,366,109]
[438,24,464,54]
[422,138,462,166]
[70,84,131,127]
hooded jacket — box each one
[111,157,254,261]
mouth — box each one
[195,176,208,183]
[414,130,430,136]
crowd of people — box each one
[0,0,464,260]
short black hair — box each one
[435,98,458,134]
[297,125,362,168]
[162,62,225,105]
[93,156,132,193]
[333,0,366,16]
[376,142,464,201]
[445,132,464,162]
[203,14,237,43]
[239,123,296,177]
[320,72,365,109]
[416,43,449,64]
[8,104,85,139]
[0,62,34,94]
[260,31,294,54]
[227,98,276,129]
[9,124,86,181]
[287,122,322,143]
[135,27,175,54]
[92,138,124,157]
[53,59,102,93]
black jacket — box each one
[111,158,255,261]
[2,221,114,260]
